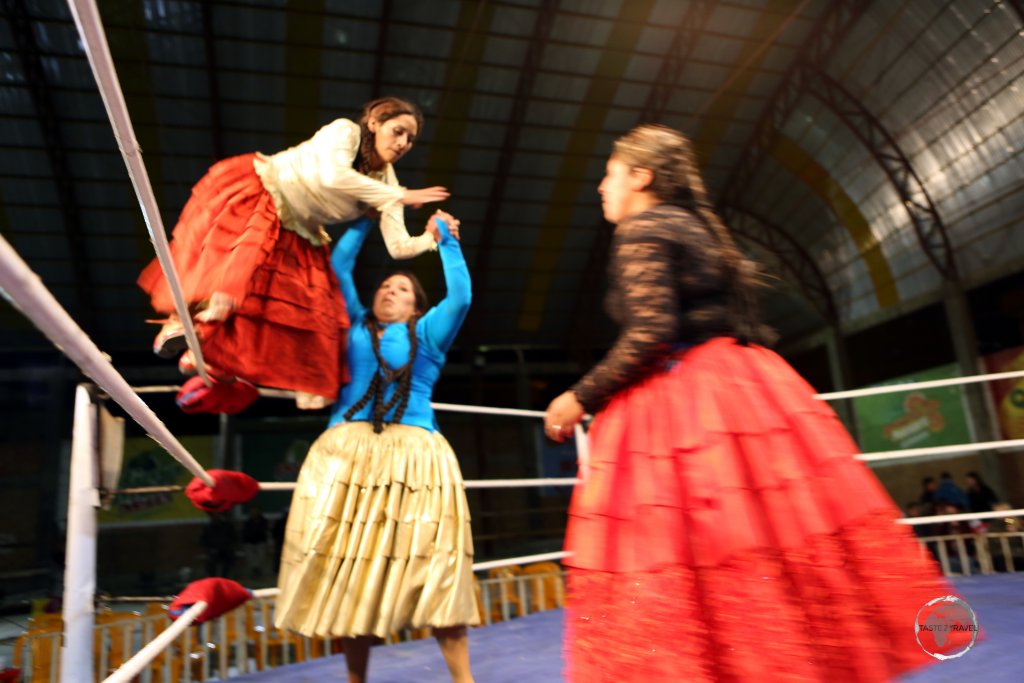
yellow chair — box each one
[13,620,61,682]
[486,566,525,622]
[138,603,182,683]
[522,562,564,612]
[94,609,141,678]
[253,599,307,668]
[472,575,488,626]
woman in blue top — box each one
[275,210,477,683]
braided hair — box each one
[343,271,429,433]
[612,124,776,345]
[353,97,425,176]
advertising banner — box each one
[854,363,973,455]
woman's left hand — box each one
[426,210,461,243]
[544,390,584,443]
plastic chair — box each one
[486,566,525,622]
[94,609,141,678]
[253,599,307,668]
[472,575,488,626]
[522,562,565,612]
[13,621,61,682]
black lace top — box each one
[572,203,752,413]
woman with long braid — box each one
[275,210,477,683]
[544,124,954,682]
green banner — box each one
[99,435,215,526]
[854,363,973,454]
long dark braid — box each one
[343,314,419,433]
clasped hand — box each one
[426,210,461,243]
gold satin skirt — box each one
[274,421,480,638]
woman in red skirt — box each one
[544,124,953,681]
[139,97,448,408]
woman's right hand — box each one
[402,186,450,208]
[426,210,461,243]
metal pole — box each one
[61,384,99,680]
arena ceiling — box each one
[2,0,1023,364]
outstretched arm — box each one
[379,198,437,260]
[420,217,471,353]
[331,217,376,322]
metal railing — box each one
[918,530,1024,577]
[13,569,569,681]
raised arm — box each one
[331,217,376,322]
[420,218,471,353]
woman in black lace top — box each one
[545,124,953,682]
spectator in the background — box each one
[904,501,932,537]
[989,503,1021,572]
[919,476,938,515]
[965,471,999,513]
[933,501,982,575]
[242,505,270,580]
[992,502,1020,532]
[200,512,236,579]
[934,471,969,510]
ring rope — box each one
[103,600,207,683]
[814,369,1024,401]
[0,236,215,487]
[67,0,211,386]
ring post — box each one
[62,384,100,680]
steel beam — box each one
[721,204,839,325]
[718,0,870,208]
[805,70,958,280]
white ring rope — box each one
[856,437,1024,463]
[67,0,210,386]
[102,600,207,683]
[257,478,581,492]
[472,551,571,572]
[465,477,579,489]
[815,369,1024,401]
[0,236,215,488]
[897,508,1024,526]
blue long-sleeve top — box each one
[328,217,471,432]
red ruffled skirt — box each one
[564,338,953,682]
[138,154,349,398]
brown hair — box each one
[343,271,429,433]
[613,124,775,345]
[355,97,425,174]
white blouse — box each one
[253,118,436,257]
